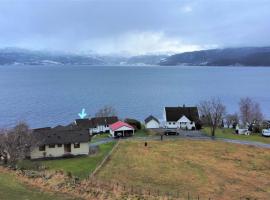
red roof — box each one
[109,121,134,131]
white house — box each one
[145,115,160,129]
[163,106,199,130]
[109,121,135,138]
[31,128,90,159]
[75,116,118,135]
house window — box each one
[57,144,62,147]
[74,143,80,148]
[39,145,45,151]
[169,122,171,125]
[173,122,176,125]
[48,144,55,148]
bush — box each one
[16,160,41,170]
[124,118,141,130]
[195,121,202,130]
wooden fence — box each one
[84,176,212,200]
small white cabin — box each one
[145,115,160,129]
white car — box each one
[236,128,250,135]
[262,129,270,137]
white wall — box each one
[165,121,195,130]
[146,120,160,129]
[71,143,89,155]
[90,125,110,134]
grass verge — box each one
[203,127,270,144]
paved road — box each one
[90,132,270,149]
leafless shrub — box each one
[225,113,239,128]
[95,105,117,117]
[199,98,226,136]
[239,97,264,126]
[0,122,38,164]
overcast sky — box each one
[0,0,270,55]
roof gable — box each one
[145,115,159,124]
[177,115,191,123]
[109,121,134,131]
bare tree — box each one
[95,105,117,117]
[239,97,264,126]
[225,113,239,128]
[0,122,38,164]
[199,98,226,137]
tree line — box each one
[199,97,265,136]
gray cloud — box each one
[0,0,270,55]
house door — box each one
[64,144,71,153]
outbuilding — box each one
[145,115,160,129]
[109,121,135,138]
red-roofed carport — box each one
[109,121,135,138]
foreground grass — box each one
[39,142,116,179]
[0,170,71,200]
[203,127,270,144]
[97,140,270,199]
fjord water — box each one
[0,65,269,128]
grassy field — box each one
[0,169,72,200]
[39,142,116,179]
[203,127,270,144]
[97,140,270,199]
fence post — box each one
[198,195,200,200]
[188,192,190,200]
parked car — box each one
[164,129,179,136]
[262,129,270,137]
[235,128,250,135]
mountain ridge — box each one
[1,47,270,66]
[159,47,270,66]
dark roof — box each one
[75,116,118,129]
[91,116,118,126]
[33,127,52,132]
[33,128,90,145]
[75,119,94,129]
[145,115,159,124]
[53,124,81,131]
[165,106,199,122]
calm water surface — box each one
[0,65,269,128]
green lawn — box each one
[39,142,116,179]
[203,127,270,144]
[0,171,71,200]
[134,129,149,137]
